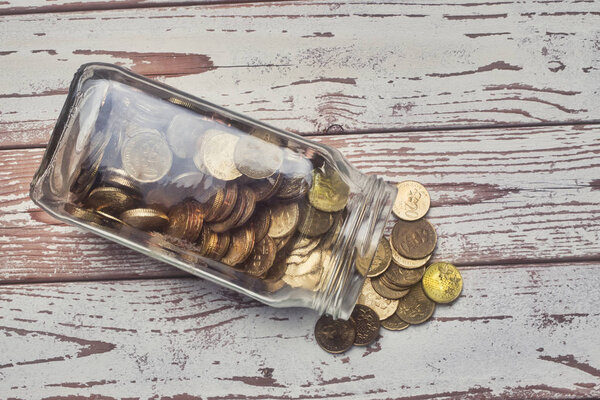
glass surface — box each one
[30,63,395,319]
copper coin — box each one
[208,232,231,260]
[209,188,247,233]
[244,236,276,277]
[248,173,282,202]
[85,186,139,216]
[384,263,426,288]
[201,187,225,222]
[99,167,140,195]
[268,202,300,238]
[167,199,204,242]
[371,276,410,300]
[196,227,219,257]
[249,204,271,242]
[314,315,356,354]
[212,183,239,223]
[391,219,437,260]
[234,135,283,179]
[381,314,410,331]
[351,305,380,346]
[233,186,257,228]
[296,202,334,237]
[395,284,436,325]
[120,207,169,232]
[221,225,255,266]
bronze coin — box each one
[196,227,219,257]
[371,276,410,300]
[249,204,271,242]
[273,234,293,252]
[248,173,282,202]
[276,175,310,201]
[390,219,437,260]
[381,314,410,331]
[212,183,239,223]
[208,232,231,260]
[351,305,380,346]
[209,188,247,233]
[268,202,300,238]
[314,315,356,354]
[85,186,139,216]
[167,199,204,242]
[263,253,288,281]
[296,202,334,237]
[120,207,169,232]
[201,187,225,222]
[395,284,436,325]
[384,263,426,288]
[64,204,102,225]
[244,236,276,277]
[221,225,255,267]
[233,186,257,228]
[99,167,140,195]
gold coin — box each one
[308,167,349,212]
[248,173,282,202]
[370,276,410,300]
[351,304,380,346]
[389,237,431,269]
[320,212,343,250]
[381,314,410,331]
[367,237,392,278]
[85,186,139,216]
[100,167,140,195]
[244,236,276,277]
[234,135,283,179]
[314,315,356,354]
[285,249,322,277]
[268,202,300,238]
[390,219,437,260]
[95,210,126,230]
[166,199,204,242]
[120,207,169,231]
[249,204,271,242]
[209,232,231,261]
[383,263,426,288]
[273,234,293,252]
[297,202,334,237]
[395,284,436,325]
[422,262,463,303]
[283,268,322,291]
[393,180,430,221]
[121,131,173,183]
[357,278,399,320]
[221,226,255,266]
[211,183,239,223]
[233,186,257,228]
[202,131,242,181]
[64,204,102,225]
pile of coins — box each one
[314,181,463,354]
[65,98,353,291]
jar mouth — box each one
[314,174,395,319]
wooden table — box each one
[1,1,599,398]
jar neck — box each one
[313,174,396,319]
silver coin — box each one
[121,131,173,183]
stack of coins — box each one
[63,103,354,291]
[314,181,463,354]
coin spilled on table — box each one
[314,181,463,354]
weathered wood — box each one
[1,125,598,283]
[0,262,599,399]
[2,1,600,147]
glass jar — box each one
[30,63,396,319]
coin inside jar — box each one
[308,167,349,212]
[166,113,206,159]
[244,236,276,277]
[221,225,255,267]
[85,186,140,216]
[267,202,300,238]
[201,131,242,181]
[121,131,173,183]
[296,202,334,237]
[234,135,283,179]
[357,278,399,320]
[120,207,169,231]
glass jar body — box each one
[30,63,396,319]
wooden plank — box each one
[1,125,598,283]
[0,262,599,399]
[2,1,600,147]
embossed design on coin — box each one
[314,315,356,354]
[393,180,430,221]
[267,202,300,238]
[308,167,349,212]
[422,262,463,303]
[351,304,381,346]
[202,131,242,181]
[395,284,435,325]
[122,132,173,183]
[367,237,392,277]
[297,202,334,237]
[384,263,425,287]
[371,276,410,300]
[391,219,437,260]
[389,237,431,269]
[381,314,410,331]
[245,236,276,277]
[234,135,283,179]
[85,186,139,216]
[357,278,399,320]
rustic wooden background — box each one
[1,1,599,399]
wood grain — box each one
[2,0,600,147]
[1,124,598,283]
[0,262,599,399]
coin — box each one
[276,175,310,201]
[249,205,271,242]
[320,212,343,250]
[384,263,426,288]
[381,314,410,331]
[202,187,226,223]
[212,183,239,223]
[367,237,392,278]
[245,236,276,277]
[389,237,431,269]
[209,187,247,233]
[64,204,102,225]
[95,210,126,230]
[233,186,257,228]
[393,180,430,221]
[267,202,300,238]
[371,276,410,300]
[351,305,380,346]
[196,227,218,257]
[422,262,463,303]
[221,225,255,266]
[395,284,436,325]
[166,113,205,159]
[297,202,334,237]
[209,232,231,260]
[286,249,322,277]
[273,234,293,251]
[167,199,204,242]
[314,315,356,354]
[121,131,173,183]
[248,174,282,202]
[283,267,322,291]
[308,167,349,212]
[202,131,242,181]
[357,278,399,320]
[234,135,283,179]
[99,167,140,195]
[85,186,139,216]
[391,219,437,260]
[120,207,169,231]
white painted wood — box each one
[1,124,598,282]
[1,1,600,147]
[0,263,599,398]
